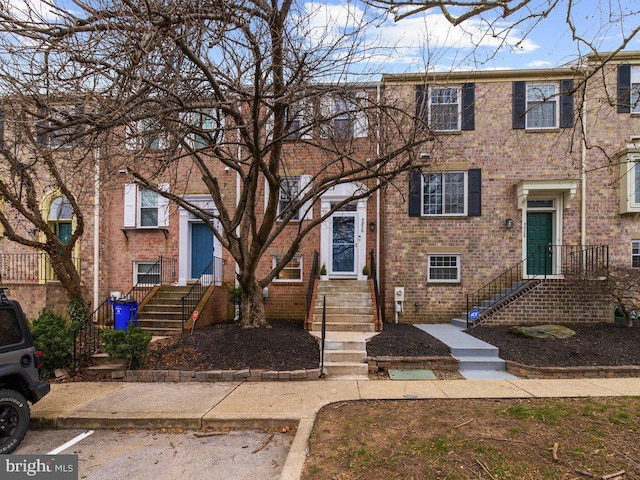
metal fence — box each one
[0,252,81,283]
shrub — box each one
[101,326,152,369]
[30,310,74,377]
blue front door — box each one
[191,222,214,279]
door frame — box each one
[320,182,368,280]
[522,194,563,278]
[329,210,358,277]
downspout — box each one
[581,75,587,247]
[376,82,381,280]
[93,147,100,310]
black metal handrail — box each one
[0,252,81,283]
[181,256,223,332]
[306,250,319,321]
[465,244,609,328]
[123,256,178,306]
[369,249,383,324]
[72,296,112,369]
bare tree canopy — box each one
[0,0,433,326]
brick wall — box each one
[7,282,75,320]
[481,279,612,326]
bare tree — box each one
[0,0,433,326]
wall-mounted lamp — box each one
[28,228,37,237]
[117,169,128,175]
[505,218,514,229]
[262,287,269,301]
[369,221,376,232]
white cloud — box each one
[2,0,59,22]
[527,60,553,68]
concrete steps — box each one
[137,285,191,335]
[310,280,377,379]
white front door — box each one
[330,211,358,276]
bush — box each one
[30,310,74,377]
[101,326,152,370]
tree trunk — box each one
[239,277,269,328]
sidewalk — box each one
[30,378,640,479]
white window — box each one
[186,109,224,149]
[429,86,461,131]
[526,83,558,129]
[632,66,640,114]
[320,92,368,139]
[267,175,312,221]
[633,242,640,268]
[124,183,170,228]
[134,261,161,286]
[273,255,303,282]
[620,156,640,214]
[285,101,312,139]
[422,171,466,216]
[126,118,168,150]
[428,254,460,283]
[36,105,84,148]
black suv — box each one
[0,288,50,453]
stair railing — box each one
[123,256,178,306]
[369,249,383,325]
[305,250,319,323]
[181,256,222,333]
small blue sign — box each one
[468,309,480,321]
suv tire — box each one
[0,389,30,454]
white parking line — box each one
[48,430,95,455]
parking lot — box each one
[15,428,293,480]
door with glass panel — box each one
[330,212,357,276]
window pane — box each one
[430,87,459,131]
[635,163,640,204]
[140,208,158,227]
[279,177,300,220]
[526,84,557,128]
[275,256,302,280]
[0,309,23,347]
[136,262,160,285]
[444,172,465,214]
[48,197,73,221]
[633,242,640,268]
[423,174,443,215]
[429,255,459,281]
[140,189,157,208]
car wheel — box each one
[0,389,30,454]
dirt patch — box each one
[302,397,640,480]
[366,322,450,357]
[469,323,640,367]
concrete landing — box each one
[415,324,518,380]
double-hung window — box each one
[126,118,167,150]
[285,101,312,140]
[525,83,558,129]
[428,254,460,283]
[188,109,222,149]
[320,92,368,139]
[617,65,640,114]
[36,105,84,148]
[124,183,170,228]
[422,171,466,216]
[269,175,312,221]
[633,241,640,268]
[619,155,640,214]
[273,255,303,282]
[429,87,461,131]
[134,261,161,286]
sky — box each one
[6,0,640,74]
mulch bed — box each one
[469,323,640,367]
[143,319,640,372]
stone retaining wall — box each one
[506,361,640,379]
[112,368,321,382]
[367,356,458,372]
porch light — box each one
[262,287,269,301]
[369,221,375,232]
[505,218,514,229]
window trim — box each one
[428,85,462,132]
[427,253,461,283]
[124,183,170,228]
[421,171,468,216]
[525,82,559,130]
[632,241,640,268]
[133,261,161,287]
[273,255,303,282]
[267,175,313,222]
[620,154,640,214]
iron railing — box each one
[181,256,223,332]
[0,252,81,283]
[123,256,178,306]
[305,250,320,321]
[369,249,383,324]
[465,244,609,328]
[72,256,177,369]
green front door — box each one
[527,212,553,275]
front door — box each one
[527,212,553,275]
[191,222,214,279]
[330,212,357,276]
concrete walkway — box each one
[31,378,640,479]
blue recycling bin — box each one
[112,299,138,330]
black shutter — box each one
[0,112,4,149]
[461,83,475,131]
[618,64,631,114]
[408,169,422,217]
[415,84,427,130]
[560,79,574,128]
[468,169,481,217]
[512,81,526,129]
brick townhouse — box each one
[1,52,640,331]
